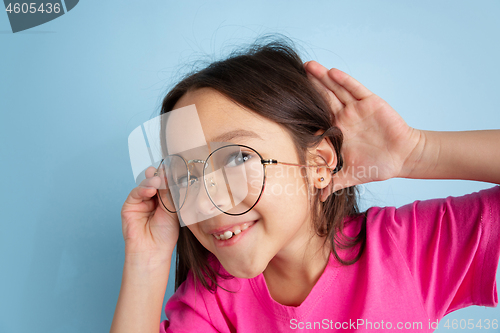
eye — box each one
[176,174,198,188]
[225,152,253,168]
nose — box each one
[195,172,234,216]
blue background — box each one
[1,1,499,332]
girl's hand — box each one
[121,166,179,266]
[304,61,422,194]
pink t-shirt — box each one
[160,186,500,332]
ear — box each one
[308,130,338,202]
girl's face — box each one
[171,88,322,278]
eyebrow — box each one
[209,129,263,143]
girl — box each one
[111,36,500,332]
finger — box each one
[139,174,161,189]
[328,68,373,100]
[145,166,157,179]
[126,184,158,206]
[306,72,344,114]
[126,176,162,206]
[305,61,357,105]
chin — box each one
[221,259,266,279]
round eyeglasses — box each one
[154,144,342,219]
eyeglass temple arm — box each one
[261,158,343,175]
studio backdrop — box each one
[1,1,499,332]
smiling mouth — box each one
[212,221,256,241]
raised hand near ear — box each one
[304,61,421,197]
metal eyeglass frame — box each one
[154,144,343,215]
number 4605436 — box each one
[442,318,498,330]
[6,3,61,14]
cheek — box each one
[259,172,311,214]
[186,225,211,249]
[264,166,309,197]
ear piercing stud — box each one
[319,177,324,182]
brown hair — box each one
[159,34,367,293]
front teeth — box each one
[213,222,252,241]
[218,229,238,240]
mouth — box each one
[211,220,257,244]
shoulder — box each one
[346,185,500,231]
[335,185,500,264]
